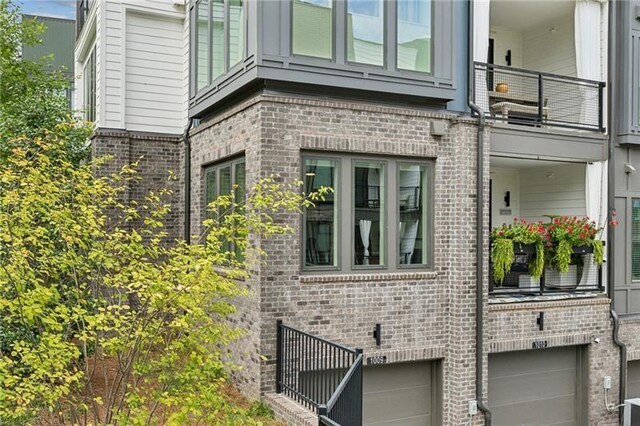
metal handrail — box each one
[322,353,363,412]
[476,61,605,86]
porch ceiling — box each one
[490,0,575,32]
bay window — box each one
[292,0,432,74]
[194,0,245,93]
[303,154,433,272]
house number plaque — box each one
[367,355,387,365]
[532,340,548,349]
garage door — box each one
[628,361,640,399]
[363,361,441,426]
[489,346,586,426]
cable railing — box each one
[473,62,605,132]
[276,320,363,426]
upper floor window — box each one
[292,0,432,74]
[83,48,96,122]
[195,0,245,93]
[303,154,433,272]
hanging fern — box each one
[529,241,545,278]
[492,238,514,285]
[592,239,604,266]
[554,239,573,273]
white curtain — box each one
[473,0,491,111]
[359,220,372,265]
[575,0,605,126]
[580,161,608,288]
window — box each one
[347,0,384,66]
[292,0,333,59]
[397,0,432,73]
[194,0,246,93]
[204,158,246,254]
[83,48,96,121]
[633,199,640,281]
[303,155,433,272]
[291,0,432,73]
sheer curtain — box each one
[575,0,606,126]
[473,0,491,111]
[580,161,608,288]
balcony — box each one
[489,243,604,297]
[474,62,605,132]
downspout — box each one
[182,118,194,244]
[468,1,492,424]
[606,0,627,421]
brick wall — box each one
[188,93,625,425]
[91,129,182,243]
[189,94,484,423]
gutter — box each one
[467,1,492,424]
[182,118,194,244]
[606,1,627,422]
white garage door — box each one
[628,360,640,399]
[363,361,440,426]
[489,346,587,426]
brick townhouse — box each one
[74,0,640,424]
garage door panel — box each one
[628,361,640,399]
[364,385,432,423]
[365,414,431,426]
[489,347,576,378]
[489,347,583,426]
[364,362,431,390]
[489,368,576,404]
[491,394,576,425]
[363,361,437,426]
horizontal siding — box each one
[519,163,586,223]
[125,11,186,134]
[103,1,123,128]
[523,14,576,77]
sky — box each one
[18,0,75,20]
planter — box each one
[572,245,594,255]
[513,242,537,255]
[518,274,540,290]
[545,265,578,289]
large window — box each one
[204,158,246,254]
[292,0,333,59]
[633,199,640,281]
[303,155,432,272]
[397,0,431,73]
[194,0,245,93]
[292,0,431,73]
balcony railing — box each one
[276,321,363,426]
[489,243,604,296]
[474,62,605,132]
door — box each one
[363,361,441,426]
[488,346,587,425]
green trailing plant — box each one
[490,219,546,285]
[546,216,604,273]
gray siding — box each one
[615,1,640,145]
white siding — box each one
[490,168,520,228]
[489,26,523,68]
[519,163,586,223]
[124,10,186,134]
[522,14,576,77]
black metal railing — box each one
[489,243,605,296]
[474,62,605,132]
[276,321,363,426]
